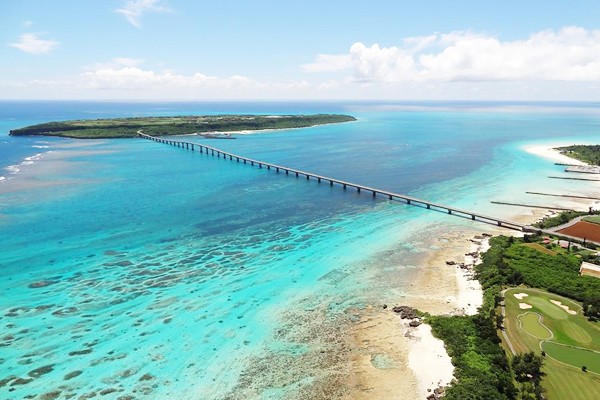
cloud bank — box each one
[10,33,58,55]
[303,27,600,83]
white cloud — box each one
[10,33,58,55]
[303,27,600,83]
[115,0,171,28]
[301,54,351,72]
[81,65,254,91]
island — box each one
[9,114,356,139]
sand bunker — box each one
[519,303,533,309]
[550,300,577,315]
[514,293,529,300]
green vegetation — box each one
[518,313,552,339]
[492,236,600,320]
[583,215,600,225]
[9,114,356,139]
[427,314,516,399]
[557,145,600,166]
[503,288,600,399]
[428,235,600,399]
[542,343,600,374]
[532,210,593,229]
[511,352,545,399]
[426,238,518,399]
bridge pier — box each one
[139,133,524,232]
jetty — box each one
[139,133,525,231]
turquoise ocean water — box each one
[1,101,600,399]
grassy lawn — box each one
[522,242,557,256]
[502,287,600,399]
[583,215,600,225]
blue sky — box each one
[2,0,600,100]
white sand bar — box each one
[514,293,529,300]
[519,303,533,309]
[523,145,587,166]
[408,324,454,398]
[550,300,577,315]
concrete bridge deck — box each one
[139,132,525,231]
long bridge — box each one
[139,132,525,231]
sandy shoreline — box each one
[350,143,598,399]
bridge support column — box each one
[472,215,475,220]
[448,209,452,214]
[406,199,411,204]
[388,194,392,200]
[497,221,502,226]
[330,180,333,186]
[276,167,279,172]
[357,187,361,193]
[343,184,347,190]
[285,170,288,175]
[259,163,262,168]
[372,191,376,197]
[427,204,431,209]
[317,177,321,183]
[306,175,309,180]
[295,172,298,177]
[267,165,270,170]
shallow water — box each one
[1,101,600,398]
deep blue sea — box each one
[1,101,600,399]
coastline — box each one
[352,143,599,399]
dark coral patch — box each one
[64,370,82,380]
[28,364,54,378]
[68,348,92,356]
[52,307,78,317]
[0,375,16,387]
[138,373,154,381]
[39,390,61,400]
[99,387,119,395]
[10,377,33,386]
[28,280,58,288]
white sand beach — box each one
[350,144,599,399]
[523,144,588,166]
